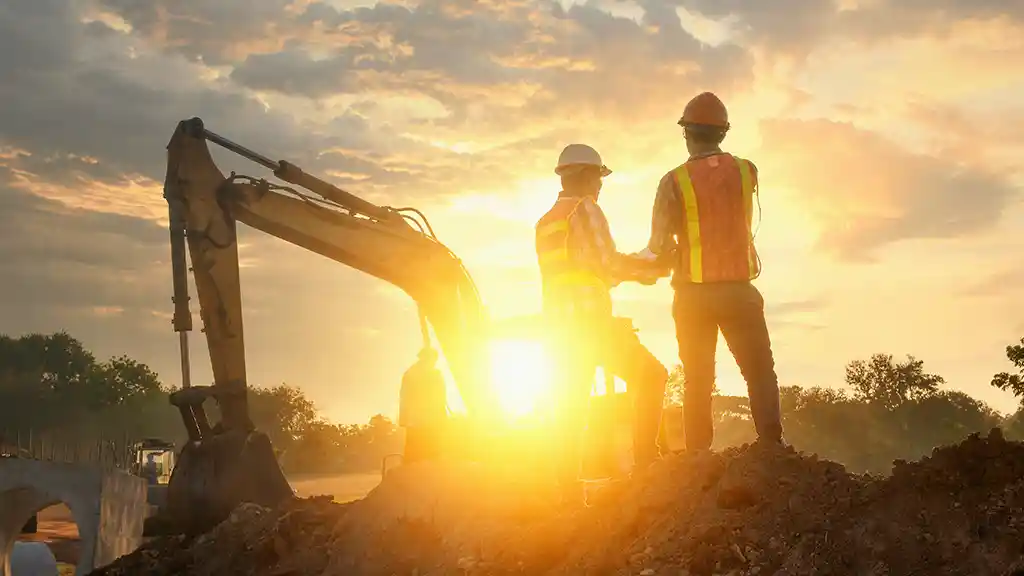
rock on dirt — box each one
[89,429,1024,576]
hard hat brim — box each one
[678,118,730,130]
[555,164,613,177]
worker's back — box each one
[535,196,611,318]
[672,152,759,284]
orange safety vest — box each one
[672,153,760,283]
[535,196,612,316]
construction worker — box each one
[536,144,669,505]
[637,92,784,451]
[399,346,448,463]
[143,453,160,485]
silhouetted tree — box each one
[247,383,318,451]
[846,353,944,410]
[5,330,1019,477]
[664,364,720,407]
[991,337,1024,400]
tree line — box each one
[1,330,1022,476]
[672,340,1024,474]
[0,331,402,476]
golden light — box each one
[489,338,553,417]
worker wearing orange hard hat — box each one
[536,143,669,506]
[635,92,785,452]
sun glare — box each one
[489,339,553,417]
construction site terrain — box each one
[90,428,1024,576]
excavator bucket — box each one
[144,427,292,537]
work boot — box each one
[752,435,791,454]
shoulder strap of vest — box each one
[536,196,586,228]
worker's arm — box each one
[567,198,642,285]
[632,172,680,276]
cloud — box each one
[756,118,1021,261]
[223,0,752,128]
[958,266,1024,299]
[674,0,839,55]
[675,0,1024,54]
[0,166,172,361]
[92,0,308,65]
[0,0,470,216]
[837,0,1024,41]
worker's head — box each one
[146,453,156,463]
[555,144,611,198]
[678,92,729,155]
[417,346,439,366]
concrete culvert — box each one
[0,459,147,576]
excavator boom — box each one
[152,118,494,536]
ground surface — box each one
[16,472,382,572]
[88,429,1024,576]
[289,472,381,503]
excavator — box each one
[148,118,502,536]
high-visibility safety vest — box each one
[535,196,612,316]
[672,153,760,283]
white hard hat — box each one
[554,144,612,177]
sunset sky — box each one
[2,0,1022,424]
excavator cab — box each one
[151,118,495,537]
[131,438,176,484]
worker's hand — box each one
[629,248,659,262]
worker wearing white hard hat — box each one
[535,144,669,507]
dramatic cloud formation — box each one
[1,0,1022,421]
[758,118,1019,260]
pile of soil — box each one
[90,429,1024,576]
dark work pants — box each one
[551,316,669,488]
[673,281,783,450]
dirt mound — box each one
[90,429,1024,576]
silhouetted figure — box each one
[399,347,448,463]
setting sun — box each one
[489,338,553,417]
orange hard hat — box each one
[678,92,729,129]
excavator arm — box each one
[153,118,495,536]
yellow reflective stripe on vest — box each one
[536,198,606,290]
[673,166,704,283]
[536,219,570,237]
[736,157,757,277]
[674,155,757,283]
